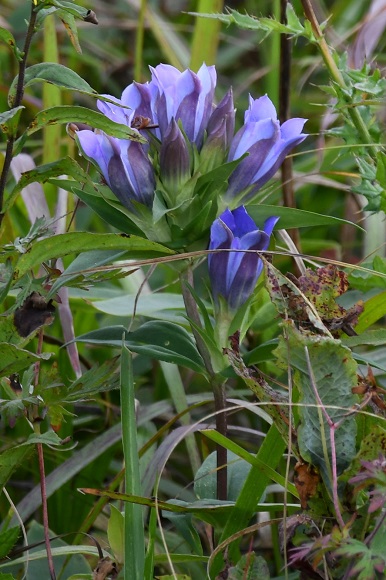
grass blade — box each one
[120,344,145,580]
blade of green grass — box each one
[190,0,224,70]
[160,362,201,474]
[121,344,145,580]
[203,425,296,576]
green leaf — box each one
[107,505,124,564]
[0,446,33,491]
[343,329,386,348]
[8,63,97,106]
[14,232,173,279]
[348,256,386,292]
[194,451,252,503]
[75,322,205,373]
[0,27,22,61]
[162,509,203,557]
[71,187,144,236]
[0,344,52,376]
[247,204,362,231]
[356,291,386,332]
[276,320,358,485]
[26,106,144,141]
[56,10,82,53]
[3,156,93,213]
[90,293,185,320]
[0,107,24,137]
[0,527,20,559]
[62,358,120,402]
[228,553,270,580]
[22,431,63,447]
[212,425,286,576]
[189,6,310,39]
[39,0,92,20]
[201,430,298,497]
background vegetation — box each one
[0,0,386,579]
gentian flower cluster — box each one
[76,64,306,224]
[75,63,306,312]
[208,207,279,310]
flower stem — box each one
[180,266,228,500]
[36,441,57,580]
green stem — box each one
[180,266,228,501]
[301,0,378,160]
[0,1,37,226]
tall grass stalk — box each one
[120,345,145,580]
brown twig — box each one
[0,1,37,226]
[34,328,56,580]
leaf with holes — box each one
[275,320,358,487]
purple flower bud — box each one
[77,130,155,209]
[200,89,235,171]
[159,119,191,196]
[207,89,235,149]
[149,63,216,148]
[208,206,279,310]
[226,95,307,201]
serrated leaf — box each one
[63,358,120,402]
[23,431,63,446]
[8,63,97,107]
[13,232,173,280]
[0,344,52,376]
[276,321,358,486]
[0,527,20,559]
[74,322,205,373]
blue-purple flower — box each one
[208,206,279,310]
[226,95,307,201]
[76,130,155,209]
[150,63,217,148]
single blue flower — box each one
[208,206,279,310]
[76,129,155,209]
[226,95,307,201]
[149,63,216,148]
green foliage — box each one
[1,1,386,579]
[276,321,358,484]
[0,527,19,559]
